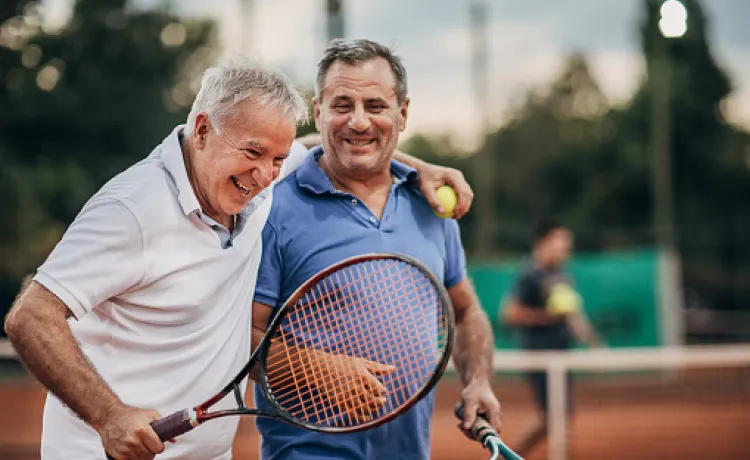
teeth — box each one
[232,177,252,196]
[346,139,372,146]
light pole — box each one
[326,0,345,42]
[652,0,687,350]
[652,0,686,251]
[469,0,493,256]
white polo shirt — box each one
[34,126,308,460]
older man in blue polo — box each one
[251,39,501,460]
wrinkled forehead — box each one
[321,58,398,102]
[220,100,297,148]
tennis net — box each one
[1,341,749,460]
[441,345,750,460]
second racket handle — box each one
[454,402,498,446]
[150,408,197,442]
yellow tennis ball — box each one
[546,284,581,315]
[433,185,457,218]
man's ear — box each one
[399,97,410,132]
[193,113,210,150]
[313,97,322,133]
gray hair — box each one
[315,39,408,103]
[186,55,308,137]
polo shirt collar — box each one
[296,146,419,195]
[160,126,255,237]
[160,126,202,216]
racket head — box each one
[256,252,454,433]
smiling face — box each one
[189,98,296,224]
[313,57,409,180]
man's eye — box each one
[333,104,351,112]
[244,149,261,158]
[273,157,286,167]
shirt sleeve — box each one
[34,197,146,320]
[276,141,309,182]
[443,219,468,289]
[253,220,284,308]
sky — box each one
[42,0,750,145]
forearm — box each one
[6,284,123,430]
[393,150,425,170]
[505,303,558,326]
[453,305,494,386]
[567,313,601,346]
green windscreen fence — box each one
[470,248,666,349]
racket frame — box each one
[154,252,455,439]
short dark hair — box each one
[532,220,567,243]
[315,38,408,103]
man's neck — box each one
[319,156,394,220]
[320,157,393,196]
[180,135,234,230]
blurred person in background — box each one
[500,220,603,456]
[251,38,501,460]
[4,55,475,460]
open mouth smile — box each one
[231,176,254,197]
[344,139,375,147]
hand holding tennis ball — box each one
[546,284,582,315]
[433,185,457,218]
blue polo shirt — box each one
[253,147,467,460]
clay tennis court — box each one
[2,369,749,460]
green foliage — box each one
[0,0,216,319]
[400,0,750,313]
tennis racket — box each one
[114,253,454,457]
[455,402,524,460]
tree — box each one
[637,0,747,312]
[0,0,216,322]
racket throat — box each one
[189,407,202,426]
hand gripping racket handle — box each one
[104,409,196,460]
[455,402,499,445]
[454,402,524,460]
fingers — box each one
[364,359,396,377]
[140,411,165,455]
[358,373,388,412]
[444,174,474,219]
[421,182,446,215]
[461,398,479,431]
[487,404,503,434]
[456,422,475,441]
[100,407,165,460]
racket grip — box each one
[455,402,498,445]
[150,408,197,442]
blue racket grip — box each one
[454,402,525,460]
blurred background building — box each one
[1,1,749,459]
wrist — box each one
[463,373,492,389]
[90,398,126,431]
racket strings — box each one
[270,266,438,402]
[269,265,397,422]
[264,258,448,428]
[274,262,438,420]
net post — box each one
[547,362,568,460]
